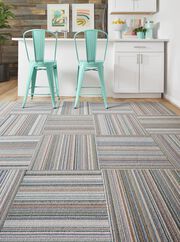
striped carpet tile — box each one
[44,115,95,134]
[152,134,180,169]
[0,102,15,118]
[53,101,91,115]
[0,114,47,136]
[31,134,98,170]
[138,116,180,134]
[0,136,40,169]
[90,102,134,114]
[131,102,175,115]
[0,169,25,229]
[11,101,54,114]
[0,171,112,242]
[96,136,173,169]
[102,169,180,242]
[94,114,147,136]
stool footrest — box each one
[81,86,101,89]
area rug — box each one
[0,100,180,241]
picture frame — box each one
[47,4,69,32]
[72,4,94,32]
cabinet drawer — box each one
[114,42,164,52]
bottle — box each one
[145,21,154,39]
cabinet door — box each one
[134,0,157,12]
[114,52,139,93]
[140,53,164,93]
[111,0,134,12]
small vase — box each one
[137,32,145,39]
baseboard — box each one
[164,94,180,108]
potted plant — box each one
[0,1,14,82]
[134,26,147,39]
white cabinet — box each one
[134,0,157,13]
[111,0,134,13]
[114,53,139,93]
[111,0,157,13]
[140,53,164,93]
[114,42,164,94]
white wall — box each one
[154,0,180,107]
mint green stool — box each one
[74,29,108,109]
[22,29,60,109]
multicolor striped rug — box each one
[0,171,112,242]
[0,170,24,229]
[103,169,180,242]
[0,136,40,169]
[31,134,98,170]
[96,136,173,169]
[44,115,95,134]
[94,114,147,136]
[0,114,47,136]
[0,101,180,241]
[138,116,180,134]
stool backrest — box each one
[74,29,108,63]
[23,29,57,62]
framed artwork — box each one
[72,4,94,32]
[47,4,69,32]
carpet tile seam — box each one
[150,134,180,170]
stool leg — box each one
[98,65,108,109]
[22,66,34,108]
[31,68,37,99]
[74,66,84,109]
[47,66,56,109]
[53,65,60,100]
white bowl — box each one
[112,23,127,31]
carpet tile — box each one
[96,136,173,169]
[0,169,25,229]
[0,102,15,118]
[0,136,40,169]
[152,134,180,169]
[94,114,147,136]
[53,101,91,115]
[44,115,95,134]
[102,169,180,242]
[90,102,134,114]
[138,116,180,134]
[131,102,175,115]
[31,134,99,170]
[0,114,47,136]
[11,101,54,114]
[0,171,112,242]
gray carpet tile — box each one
[0,102,15,118]
[94,114,147,136]
[96,136,173,169]
[11,101,55,114]
[31,134,99,170]
[0,114,47,136]
[53,101,91,115]
[102,169,180,242]
[44,115,95,134]
[138,116,180,134]
[0,169,25,229]
[131,102,175,116]
[90,102,134,114]
[0,136,40,169]
[152,134,180,169]
[0,171,112,242]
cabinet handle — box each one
[140,54,143,64]
[134,46,146,49]
[137,54,140,64]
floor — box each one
[0,80,180,242]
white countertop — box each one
[12,38,168,42]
